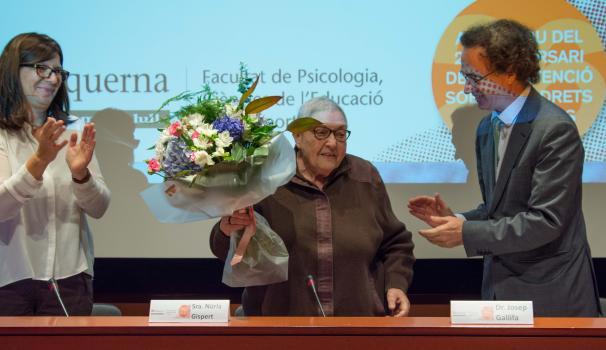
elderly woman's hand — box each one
[66,123,96,181]
[219,208,254,237]
[386,288,410,317]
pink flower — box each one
[168,121,182,136]
[191,130,200,139]
[147,158,161,173]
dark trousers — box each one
[0,273,93,316]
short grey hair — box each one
[296,96,347,124]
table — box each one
[2,316,605,350]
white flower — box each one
[192,150,215,167]
[225,103,243,119]
[155,143,166,162]
[159,129,172,143]
[212,147,225,158]
[196,123,217,137]
[187,113,205,127]
[193,136,212,150]
[247,113,259,123]
[156,131,173,162]
[215,131,233,148]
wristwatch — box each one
[72,170,91,184]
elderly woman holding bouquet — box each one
[210,97,415,316]
[0,33,110,315]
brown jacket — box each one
[210,154,414,316]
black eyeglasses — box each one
[460,70,494,85]
[20,63,70,80]
[312,126,351,142]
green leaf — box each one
[175,98,223,123]
[181,134,194,148]
[154,90,201,117]
[190,174,200,187]
[253,145,269,157]
[255,124,277,133]
[238,75,259,109]
[237,62,254,94]
[231,143,246,162]
[245,96,282,114]
[173,169,194,178]
[286,117,322,133]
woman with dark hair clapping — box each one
[0,33,110,316]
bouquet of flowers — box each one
[146,74,280,187]
[140,66,295,286]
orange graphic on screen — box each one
[432,0,606,135]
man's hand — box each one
[418,216,464,248]
[408,193,454,227]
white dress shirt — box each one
[0,117,110,288]
[493,86,531,179]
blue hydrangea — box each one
[162,138,201,177]
[212,116,243,141]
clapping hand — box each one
[408,194,463,248]
[66,123,96,180]
[27,118,68,180]
[418,216,464,248]
[32,117,68,164]
[408,193,454,227]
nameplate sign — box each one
[149,300,229,323]
[450,300,533,325]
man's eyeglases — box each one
[460,70,494,85]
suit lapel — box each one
[488,88,541,214]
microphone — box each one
[49,278,70,317]
[306,275,326,317]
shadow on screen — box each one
[89,109,158,255]
[399,104,487,253]
[450,104,487,186]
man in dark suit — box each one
[408,19,600,317]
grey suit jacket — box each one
[461,87,600,317]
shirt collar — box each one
[492,86,531,125]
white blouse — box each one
[0,118,110,288]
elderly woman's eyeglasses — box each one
[312,126,351,142]
[20,63,70,81]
